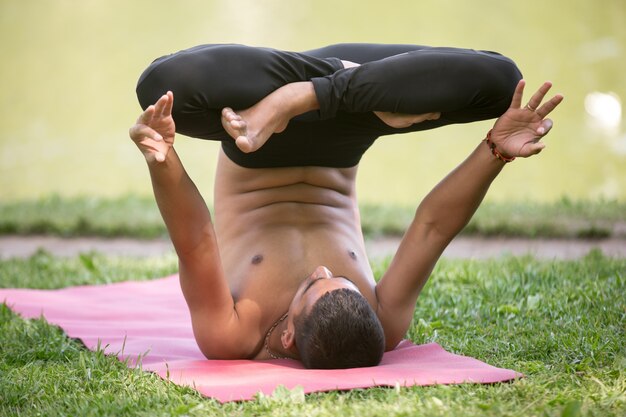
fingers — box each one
[510,79,526,109]
[527,141,546,155]
[514,80,563,119]
[518,137,546,157]
[525,81,552,112]
[139,105,155,124]
[134,92,174,139]
[161,91,174,118]
[536,118,553,136]
[523,119,552,156]
[535,94,564,119]
[129,123,162,142]
[153,93,172,119]
[139,92,175,125]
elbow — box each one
[174,228,218,264]
[410,218,453,249]
[199,345,243,361]
[196,335,248,360]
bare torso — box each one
[213,149,378,359]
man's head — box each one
[282,266,385,369]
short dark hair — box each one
[294,288,385,369]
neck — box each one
[264,313,294,359]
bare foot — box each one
[221,97,290,153]
[374,111,441,128]
[221,81,320,153]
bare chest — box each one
[221,226,376,305]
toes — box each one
[222,107,242,122]
[229,113,243,122]
[230,119,246,130]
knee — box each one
[474,52,522,117]
[135,52,206,114]
[135,57,174,111]
[485,52,523,100]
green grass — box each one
[1,251,624,416]
[361,198,626,238]
[1,195,625,239]
[0,195,167,239]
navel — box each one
[348,250,357,260]
[251,254,264,265]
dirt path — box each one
[1,235,624,260]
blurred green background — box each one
[1,0,624,205]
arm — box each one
[375,80,564,350]
[129,92,247,358]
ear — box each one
[281,328,295,349]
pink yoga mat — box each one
[0,275,521,402]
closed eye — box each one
[302,277,324,296]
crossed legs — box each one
[220,45,522,153]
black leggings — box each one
[136,43,522,168]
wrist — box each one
[483,129,515,163]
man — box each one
[129,44,563,369]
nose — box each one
[312,266,333,279]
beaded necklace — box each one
[263,313,289,359]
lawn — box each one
[1,196,625,239]
[1,251,624,416]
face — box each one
[280,266,361,353]
[287,266,360,321]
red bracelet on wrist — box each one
[484,129,515,163]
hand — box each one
[490,80,564,158]
[128,91,176,163]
